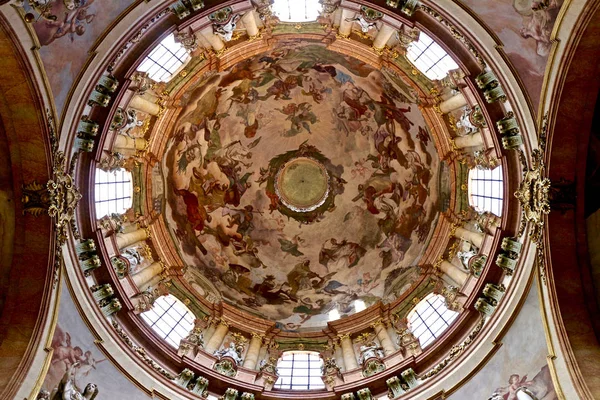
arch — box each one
[0,15,54,400]
[546,0,600,396]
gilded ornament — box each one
[514,148,550,244]
[22,110,82,286]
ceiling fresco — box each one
[161,43,444,330]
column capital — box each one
[338,333,351,341]
[219,320,230,328]
[370,318,387,329]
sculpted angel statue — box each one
[51,362,98,400]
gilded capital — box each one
[370,318,386,329]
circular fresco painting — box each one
[162,43,443,330]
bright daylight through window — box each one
[140,295,195,348]
[407,31,459,80]
[468,166,504,217]
[407,293,459,348]
[271,0,322,22]
[94,168,132,218]
[274,351,325,390]
[137,34,190,82]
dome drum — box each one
[44,0,538,398]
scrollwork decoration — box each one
[22,110,82,287]
[514,113,551,282]
[421,316,485,379]
[111,319,176,380]
[418,5,486,68]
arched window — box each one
[137,34,189,82]
[468,166,504,216]
[140,294,195,348]
[271,0,322,22]
[407,32,459,80]
[407,293,459,348]
[274,351,325,390]
[94,168,133,218]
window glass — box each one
[137,34,190,82]
[354,299,366,312]
[271,0,322,22]
[274,351,325,390]
[94,168,132,218]
[468,166,504,216]
[407,32,459,80]
[407,293,459,348]
[328,308,340,321]
[140,294,195,348]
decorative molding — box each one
[111,319,176,380]
[107,7,172,73]
[514,114,550,282]
[418,5,486,68]
[420,316,485,379]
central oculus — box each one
[275,157,330,212]
[262,143,345,224]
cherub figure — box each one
[494,374,534,400]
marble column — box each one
[454,132,484,149]
[200,27,225,53]
[339,334,358,370]
[202,322,217,346]
[338,9,354,37]
[139,274,162,292]
[129,95,161,116]
[439,260,469,287]
[116,228,148,249]
[242,11,259,37]
[114,134,147,151]
[372,24,396,50]
[257,338,270,366]
[132,261,164,290]
[204,321,229,354]
[439,92,467,114]
[455,226,485,248]
[334,342,346,372]
[121,221,140,234]
[242,333,263,369]
[372,321,396,356]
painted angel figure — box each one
[493,374,534,400]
